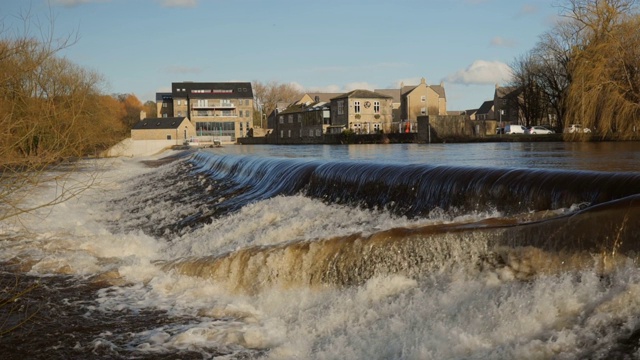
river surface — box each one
[1,142,639,359]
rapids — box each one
[1,142,640,359]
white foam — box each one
[3,151,639,359]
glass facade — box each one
[195,121,236,140]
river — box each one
[1,142,639,359]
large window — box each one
[374,101,380,113]
[195,121,236,140]
[337,100,344,115]
[354,101,361,114]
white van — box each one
[505,124,527,134]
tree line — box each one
[509,0,640,139]
[0,12,156,221]
[0,31,153,169]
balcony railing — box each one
[192,110,238,117]
[191,103,235,109]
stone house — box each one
[131,117,196,142]
[475,100,495,121]
[400,78,447,121]
[464,109,478,121]
[330,90,394,134]
[274,101,330,143]
[373,88,402,123]
[295,93,342,105]
[493,85,522,125]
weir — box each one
[189,152,640,218]
[162,194,640,293]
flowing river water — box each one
[1,141,640,359]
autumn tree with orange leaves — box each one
[0,8,130,222]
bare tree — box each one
[252,80,303,127]
[530,19,582,130]
[509,52,549,128]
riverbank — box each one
[238,132,638,145]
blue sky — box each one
[2,0,559,110]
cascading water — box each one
[1,142,640,359]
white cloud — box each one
[445,60,513,85]
[288,82,306,92]
[490,36,517,48]
[159,0,197,8]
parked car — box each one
[505,124,527,134]
[566,124,591,133]
[527,126,555,135]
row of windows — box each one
[337,100,384,115]
[279,128,323,138]
[176,99,252,106]
[175,87,250,93]
[193,110,251,117]
[353,101,381,114]
[278,112,326,126]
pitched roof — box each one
[401,85,417,96]
[331,89,393,100]
[373,89,402,103]
[279,101,330,115]
[429,85,446,98]
[399,84,447,99]
[132,117,188,130]
[302,93,342,103]
[476,101,494,115]
[495,86,519,99]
